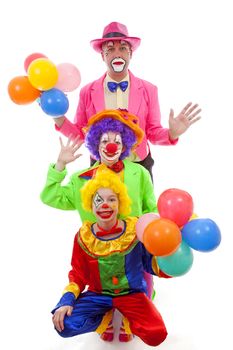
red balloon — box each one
[157,188,193,227]
[8,76,41,105]
[143,218,182,257]
[24,52,48,72]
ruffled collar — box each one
[78,217,138,257]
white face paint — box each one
[99,132,123,165]
[103,40,114,50]
[92,188,119,222]
[101,40,131,76]
[111,57,126,72]
[115,134,122,144]
[93,192,104,208]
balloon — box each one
[179,212,198,229]
[157,241,194,276]
[190,213,198,220]
[157,188,194,227]
[143,218,182,257]
[55,63,81,92]
[136,213,159,242]
[28,58,58,91]
[181,218,221,252]
[24,53,48,73]
[40,88,69,116]
[8,76,41,105]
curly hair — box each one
[85,118,137,160]
[80,165,131,217]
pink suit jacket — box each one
[57,70,177,160]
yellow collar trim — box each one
[79,217,138,257]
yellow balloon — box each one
[28,58,58,91]
[190,213,198,220]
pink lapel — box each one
[128,70,143,116]
[89,71,143,115]
[91,74,106,112]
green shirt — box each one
[40,159,157,223]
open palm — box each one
[57,135,83,166]
[169,102,201,140]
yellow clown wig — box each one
[80,165,131,217]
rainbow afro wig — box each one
[84,109,144,160]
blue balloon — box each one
[157,241,193,277]
[40,88,69,116]
[181,218,221,252]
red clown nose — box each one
[106,143,118,153]
[101,203,109,208]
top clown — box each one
[53,22,201,179]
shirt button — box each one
[112,276,119,285]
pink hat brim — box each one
[90,36,141,53]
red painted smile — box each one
[96,210,113,219]
[113,61,124,65]
[104,150,118,157]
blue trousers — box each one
[54,291,167,346]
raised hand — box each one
[168,102,201,140]
[55,135,83,171]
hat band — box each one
[103,32,126,38]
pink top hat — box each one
[90,22,141,53]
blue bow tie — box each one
[107,81,128,93]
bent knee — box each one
[144,328,168,347]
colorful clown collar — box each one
[78,217,138,257]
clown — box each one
[41,109,156,224]
[41,109,157,341]
[53,21,202,179]
[51,169,168,347]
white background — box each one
[0,1,232,349]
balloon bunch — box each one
[8,52,81,116]
[136,188,221,277]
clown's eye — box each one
[103,47,115,56]
[93,193,104,208]
[100,133,109,144]
[115,135,122,144]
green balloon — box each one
[157,241,194,276]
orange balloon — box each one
[8,76,40,105]
[143,218,182,257]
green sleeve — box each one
[40,163,78,210]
